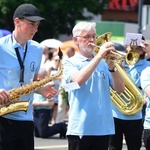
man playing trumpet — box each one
[63,21,124,150]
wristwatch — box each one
[108,67,117,72]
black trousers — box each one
[109,118,143,150]
[0,117,34,150]
[67,135,110,150]
[143,129,150,150]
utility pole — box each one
[138,0,143,33]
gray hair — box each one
[72,21,96,37]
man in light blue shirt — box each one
[63,21,124,150]
[0,3,58,150]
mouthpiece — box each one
[88,43,95,47]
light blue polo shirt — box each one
[63,52,115,136]
[141,66,150,129]
[0,33,43,121]
[111,59,150,120]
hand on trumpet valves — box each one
[88,42,120,59]
[98,42,116,58]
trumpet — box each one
[90,32,140,65]
[89,43,126,62]
[93,32,144,115]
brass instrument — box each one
[95,32,140,65]
[0,49,63,116]
[125,41,140,65]
[94,32,112,56]
[91,44,126,62]
[94,32,144,115]
[110,63,144,115]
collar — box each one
[75,52,93,62]
[11,32,27,50]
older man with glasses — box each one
[63,21,125,150]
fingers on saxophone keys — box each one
[0,89,10,105]
[0,96,5,105]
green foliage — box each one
[0,0,109,42]
[60,87,69,105]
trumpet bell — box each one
[94,32,112,55]
[96,32,112,46]
[125,50,140,65]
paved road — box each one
[34,134,145,150]
[34,135,67,150]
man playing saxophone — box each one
[109,35,150,150]
[0,3,58,150]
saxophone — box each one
[93,32,144,115]
[0,49,63,116]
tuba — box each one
[94,32,144,115]
[0,49,63,116]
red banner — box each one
[109,0,138,10]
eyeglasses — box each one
[76,35,97,40]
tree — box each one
[0,0,109,42]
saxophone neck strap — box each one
[15,45,28,86]
[11,34,28,86]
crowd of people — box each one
[1,3,150,150]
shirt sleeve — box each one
[63,58,79,83]
[141,67,150,91]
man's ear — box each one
[72,37,77,41]
[73,37,78,45]
[14,18,23,28]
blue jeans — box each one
[33,109,66,138]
